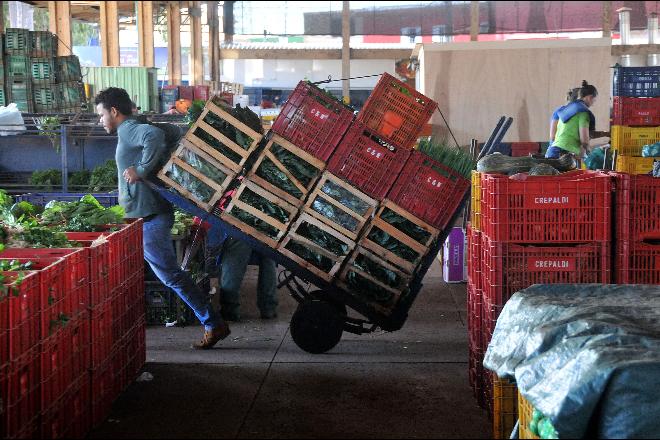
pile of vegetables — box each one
[40,195,124,232]
[229,188,291,240]
[171,210,194,236]
[28,160,118,192]
[254,143,320,200]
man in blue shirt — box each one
[94,87,230,349]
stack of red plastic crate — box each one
[613,173,660,285]
[469,170,613,433]
[0,219,145,439]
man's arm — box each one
[135,125,166,179]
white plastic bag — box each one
[0,103,26,136]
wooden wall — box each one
[418,39,613,145]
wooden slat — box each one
[292,212,356,252]
[380,200,439,246]
[170,156,229,194]
[157,170,215,212]
[247,174,304,208]
[230,198,288,232]
[278,235,346,282]
[195,119,249,158]
[268,134,326,172]
[220,212,280,249]
[369,217,428,255]
[264,150,307,194]
[303,205,361,242]
[205,101,264,143]
[317,172,379,212]
[177,137,237,180]
[185,133,244,174]
[243,178,298,214]
[359,225,418,274]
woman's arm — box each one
[579,125,590,158]
[550,119,559,142]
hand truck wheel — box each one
[290,298,344,354]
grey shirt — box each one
[116,118,172,218]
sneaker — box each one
[192,321,231,350]
[260,310,277,320]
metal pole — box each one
[61,125,68,192]
[341,1,350,104]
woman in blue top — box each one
[549,87,580,145]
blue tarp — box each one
[483,284,660,439]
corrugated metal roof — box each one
[220,42,416,50]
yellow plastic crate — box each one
[493,377,518,439]
[611,125,660,156]
[471,171,482,231]
[518,391,541,440]
[615,155,655,175]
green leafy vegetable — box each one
[417,137,476,179]
[30,169,62,190]
[88,160,118,192]
[0,190,12,207]
[367,226,420,262]
[284,240,334,272]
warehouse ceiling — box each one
[23,1,169,23]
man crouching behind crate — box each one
[95,87,230,349]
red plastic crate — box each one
[467,226,483,291]
[0,296,7,370]
[3,271,40,361]
[1,247,90,314]
[509,142,540,157]
[271,80,355,162]
[90,300,114,368]
[617,241,660,285]
[468,342,486,408]
[193,85,210,102]
[64,234,113,308]
[388,149,470,230]
[327,121,411,200]
[467,281,483,352]
[613,173,660,242]
[482,295,505,349]
[357,72,437,150]
[4,347,41,439]
[41,372,91,440]
[90,353,116,428]
[482,170,612,243]
[178,85,193,101]
[481,238,612,307]
[612,96,660,126]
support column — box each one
[470,1,479,41]
[48,1,72,55]
[99,1,120,66]
[341,1,350,104]
[137,1,155,67]
[0,2,5,35]
[168,1,182,85]
[223,1,233,43]
[208,1,220,84]
[602,1,612,38]
[189,1,204,85]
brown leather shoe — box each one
[192,321,231,350]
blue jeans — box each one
[545,145,569,159]
[143,211,222,331]
[220,238,277,317]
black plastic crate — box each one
[613,66,660,97]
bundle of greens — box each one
[229,188,290,239]
[380,208,432,245]
[367,227,419,262]
[30,169,62,191]
[0,259,34,271]
[69,170,92,189]
[40,195,124,232]
[0,190,12,207]
[88,160,118,192]
[166,163,216,203]
[185,99,207,127]
[417,137,476,179]
[171,210,194,236]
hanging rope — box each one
[312,73,383,85]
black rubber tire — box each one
[290,299,344,354]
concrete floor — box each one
[88,261,490,439]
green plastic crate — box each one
[33,85,57,112]
[30,31,57,58]
[0,88,6,107]
[30,57,56,82]
[7,79,34,112]
[5,28,30,53]
[5,54,30,78]
[60,81,86,104]
[55,55,82,82]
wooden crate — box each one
[335,246,413,316]
[184,100,263,174]
[303,171,379,241]
[157,139,236,211]
[221,177,299,248]
[278,212,356,282]
[359,200,439,274]
[249,133,325,207]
